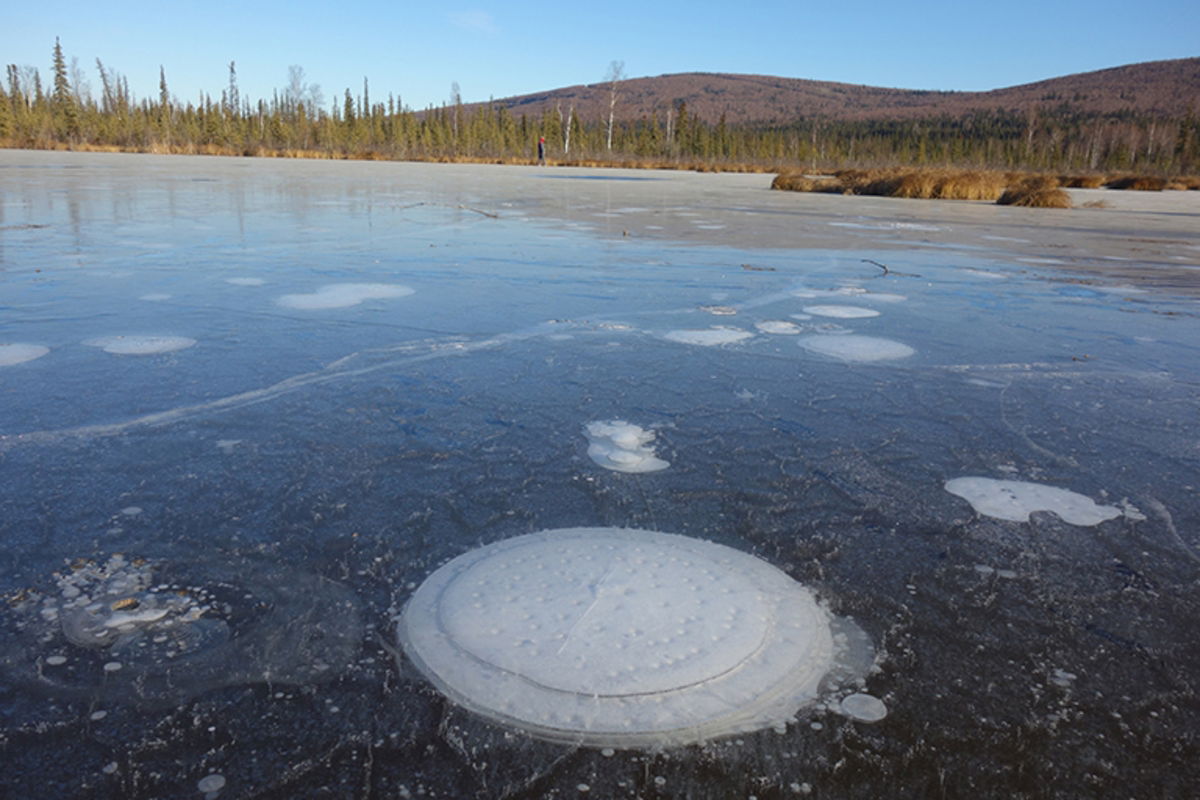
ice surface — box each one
[276,283,414,309]
[944,477,1122,525]
[797,334,915,362]
[3,152,1199,798]
[398,528,872,747]
[82,335,196,355]
[226,277,266,286]
[0,343,49,366]
[0,554,362,706]
[663,327,754,346]
[802,305,881,319]
[584,420,670,473]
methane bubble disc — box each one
[584,420,670,473]
[798,335,914,362]
[801,305,881,319]
[0,555,362,707]
[276,283,415,310]
[0,344,50,366]
[397,528,876,747]
[82,335,196,355]
[944,477,1122,525]
[663,328,753,346]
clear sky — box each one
[3,1,1197,112]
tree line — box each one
[2,40,1196,174]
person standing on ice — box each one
[537,136,546,165]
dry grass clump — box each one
[1105,175,1167,191]
[996,176,1072,208]
[772,167,1009,200]
[1059,174,1106,188]
[771,172,843,192]
[1164,176,1200,190]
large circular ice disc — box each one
[398,528,836,746]
[438,535,771,695]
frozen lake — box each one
[2,150,1198,798]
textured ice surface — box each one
[664,328,754,346]
[397,528,867,747]
[0,554,362,706]
[276,283,415,309]
[802,305,881,319]
[584,420,670,473]
[0,343,50,366]
[226,277,266,286]
[798,334,915,362]
[82,335,197,355]
[944,477,1122,525]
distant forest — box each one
[3,41,1197,174]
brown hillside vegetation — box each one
[479,58,1200,125]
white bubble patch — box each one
[802,305,881,319]
[798,335,914,362]
[397,528,873,747]
[0,344,50,366]
[584,420,670,473]
[755,321,803,335]
[944,477,1122,526]
[82,336,196,355]
[838,693,888,723]
[276,283,415,310]
[664,328,753,346]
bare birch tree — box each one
[604,60,624,152]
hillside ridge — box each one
[471,57,1200,124]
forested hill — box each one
[482,58,1200,124]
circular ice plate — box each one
[398,528,835,747]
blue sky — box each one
[4,1,1197,111]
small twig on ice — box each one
[458,204,499,219]
[862,259,889,275]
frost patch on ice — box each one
[838,693,888,723]
[82,335,196,355]
[798,335,914,362]
[226,277,266,286]
[276,283,415,310]
[139,293,172,301]
[828,221,940,232]
[944,477,1121,525]
[699,305,738,316]
[664,328,753,346]
[962,268,1007,279]
[0,343,50,366]
[584,420,670,473]
[802,305,881,319]
[792,288,906,303]
[397,528,874,747]
[755,320,803,335]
